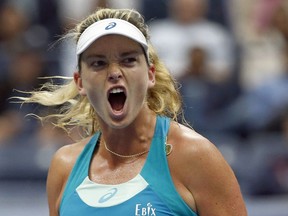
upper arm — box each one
[46,146,74,216]
[185,138,247,216]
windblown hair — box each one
[17,8,183,137]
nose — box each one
[109,72,121,81]
[108,64,122,82]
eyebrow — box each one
[83,50,143,61]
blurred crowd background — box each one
[0,0,288,215]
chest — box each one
[89,155,147,184]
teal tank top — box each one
[60,116,198,216]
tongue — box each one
[109,94,125,111]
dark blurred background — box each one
[0,0,288,215]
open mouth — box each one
[108,87,126,112]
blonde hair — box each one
[17,8,183,137]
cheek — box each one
[85,82,102,100]
[81,77,103,102]
[81,71,102,90]
[86,90,106,116]
[131,77,150,100]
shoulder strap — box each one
[141,116,197,216]
[141,115,170,185]
[153,115,170,138]
[60,132,100,211]
[141,115,170,173]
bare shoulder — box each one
[46,136,92,215]
[168,122,225,183]
[50,137,89,177]
[168,122,216,161]
[168,122,247,216]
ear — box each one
[148,64,156,88]
[74,71,87,96]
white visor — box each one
[76,18,148,57]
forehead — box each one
[83,34,143,54]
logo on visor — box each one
[105,22,117,30]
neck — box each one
[99,111,157,157]
[103,140,149,158]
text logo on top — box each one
[135,202,156,216]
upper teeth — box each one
[110,88,124,94]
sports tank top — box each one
[60,116,198,216]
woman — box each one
[20,8,247,216]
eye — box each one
[90,60,107,69]
[122,57,137,66]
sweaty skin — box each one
[47,35,247,216]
